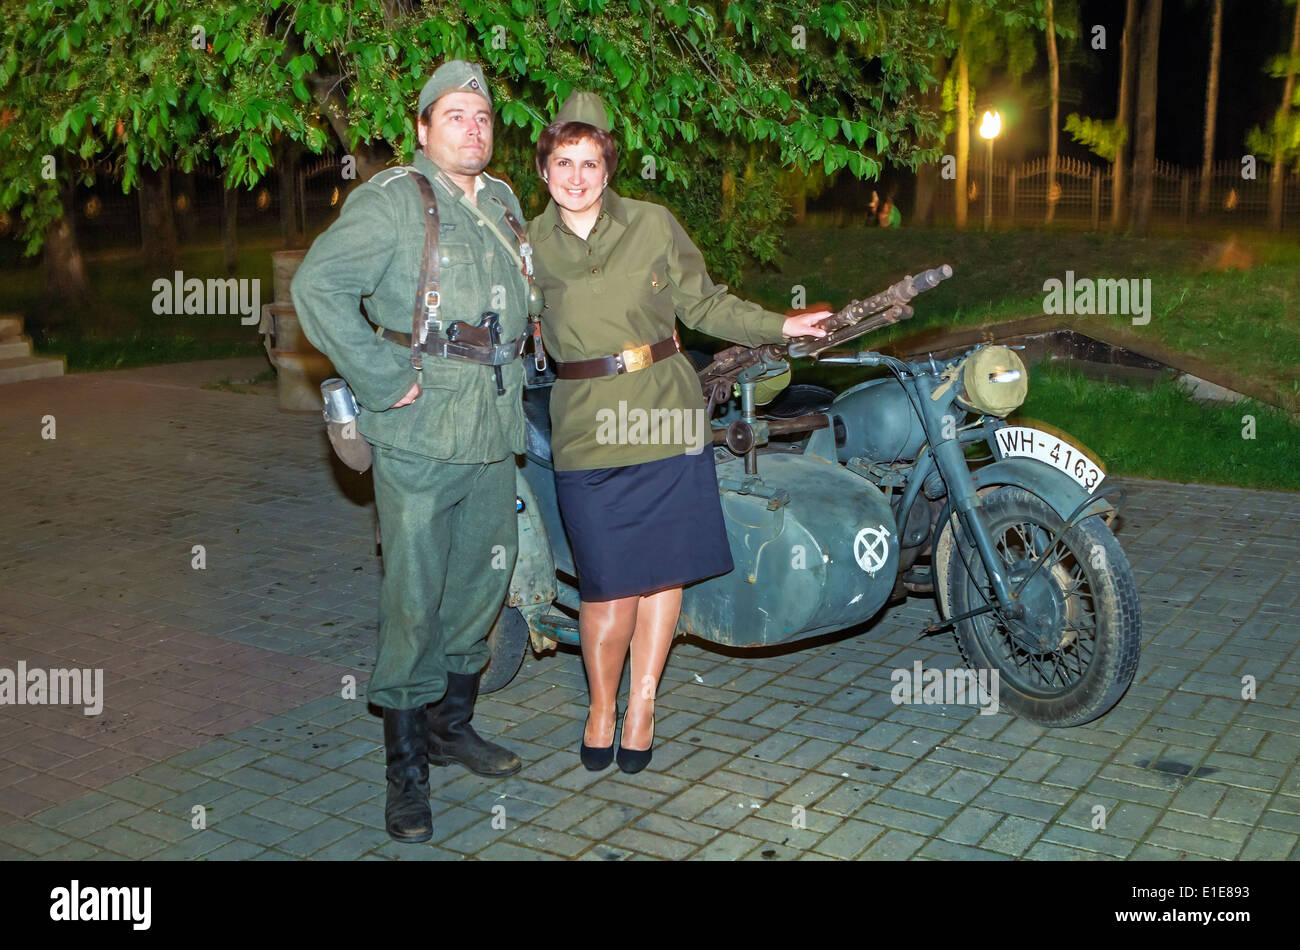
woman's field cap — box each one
[553,91,611,131]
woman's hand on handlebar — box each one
[782,309,832,339]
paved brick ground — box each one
[1,360,1297,860]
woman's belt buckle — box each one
[618,343,653,374]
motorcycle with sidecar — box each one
[481,264,1140,727]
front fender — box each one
[969,458,1114,523]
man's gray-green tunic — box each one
[291,150,529,463]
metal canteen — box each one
[320,378,373,473]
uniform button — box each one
[591,267,598,274]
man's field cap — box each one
[553,91,611,132]
[418,60,493,115]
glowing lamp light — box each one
[979,110,1002,140]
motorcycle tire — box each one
[480,605,530,694]
[939,486,1140,727]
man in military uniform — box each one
[291,60,531,843]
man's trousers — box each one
[367,445,518,710]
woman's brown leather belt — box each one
[551,331,681,380]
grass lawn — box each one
[1013,362,1300,492]
[741,227,1300,410]
[5,238,279,372]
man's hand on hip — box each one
[391,382,421,408]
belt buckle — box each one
[619,343,652,374]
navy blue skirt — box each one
[554,450,734,602]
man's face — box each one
[418,91,494,176]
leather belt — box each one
[552,331,682,380]
[379,326,525,367]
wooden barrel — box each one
[271,249,309,304]
[268,349,335,412]
[261,249,337,412]
[260,302,314,355]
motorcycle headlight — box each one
[957,346,1028,417]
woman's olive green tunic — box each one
[527,189,789,472]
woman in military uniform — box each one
[527,92,829,773]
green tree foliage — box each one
[1,0,957,283]
[1246,21,1300,168]
[1064,113,1126,161]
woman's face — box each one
[545,138,606,218]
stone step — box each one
[0,314,23,342]
[0,339,32,360]
[0,355,65,385]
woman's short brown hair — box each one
[535,121,618,179]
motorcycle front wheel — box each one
[938,486,1141,727]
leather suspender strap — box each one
[409,172,441,372]
[500,208,547,373]
[499,209,530,271]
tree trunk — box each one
[1269,0,1300,232]
[221,180,239,275]
[1045,0,1060,223]
[913,53,948,227]
[1131,0,1163,237]
[1112,0,1139,229]
[790,183,807,226]
[955,45,970,230]
[277,141,305,249]
[1197,0,1223,214]
[721,170,736,219]
[43,179,89,304]
[174,170,198,244]
[139,165,179,267]
[307,74,394,185]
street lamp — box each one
[979,110,1001,230]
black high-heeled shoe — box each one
[579,707,619,771]
[616,714,654,774]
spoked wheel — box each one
[940,486,1140,727]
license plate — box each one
[993,426,1105,493]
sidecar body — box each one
[502,379,900,657]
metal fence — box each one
[23,151,1300,254]
[944,154,1300,232]
[56,155,353,253]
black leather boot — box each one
[428,671,522,777]
[383,705,432,843]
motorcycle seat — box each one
[763,384,835,419]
